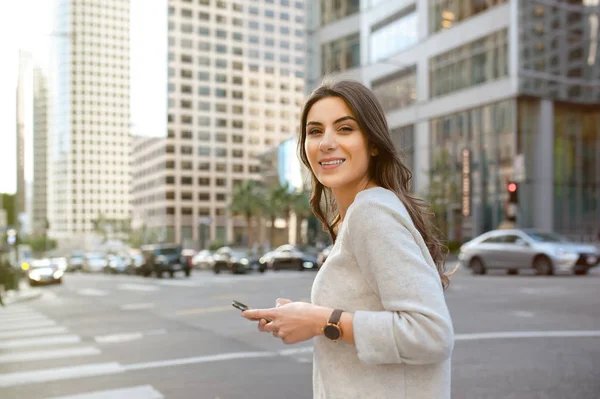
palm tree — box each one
[290,191,312,246]
[229,180,263,248]
[263,183,293,247]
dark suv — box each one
[139,244,191,278]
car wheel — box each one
[155,270,164,278]
[56,278,63,284]
[259,266,266,273]
[574,268,588,276]
[470,257,486,275]
[273,261,280,271]
[507,269,518,275]
[213,264,221,274]
[533,255,553,276]
[185,269,191,277]
[169,271,175,278]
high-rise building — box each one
[132,0,307,248]
[16,50,32,234]
[32,66,49,237]
[307,0,600,240]
[45,0,131,248]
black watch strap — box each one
[328,309,343,325]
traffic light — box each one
[507,181,518,204]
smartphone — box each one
[232,300,272,322]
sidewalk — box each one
[1,281,42,306]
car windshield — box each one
[157,248,180,255]
[525,231,568,243]
[87,254,104,260]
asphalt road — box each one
[0,264,599,399]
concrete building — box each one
[32,66,49,237]
[132,0,307,248]
[307,0,600,240]
[16,50,33,235]
[44,0,131,249]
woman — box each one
[242,80,454,399]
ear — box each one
[370,147,379,156]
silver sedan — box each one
[458,229,599,275]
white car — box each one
[83,253,108,273]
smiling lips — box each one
[319,158,346,170]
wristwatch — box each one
[323,309,344,341]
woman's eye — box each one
[339,126,353,132]
[308,129,321,135]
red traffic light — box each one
[507,182,517,193]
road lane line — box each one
[0,335,81,349]
[44,385,164,399]
[0,347,101,364]
[513,311,535,318]
[118,284,160,292]
[0,319,57,331]
[77,289,108,296]
[120,303,156,310]
[123,351,277,372]
[455,330,600,341]
[94,329,167,344]
[0,313,51,323]
[0,362,124,388]
[175,305,233,316]
[0,326,68,340]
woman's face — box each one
[304,97,375,191]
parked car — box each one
[139,244,191,278]
[105,254,128,274]
[51,257,69,272]
[27,259,63,286]
[125,252,145,275]
[181,249,197,270]
[212,247,253,274]
[68,252,85,272]
[459,229,599,275]
[317,245,333,268]
[83,253,108,273]
[193,250,214,269]
[267,245,318,271]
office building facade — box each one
[44,0,131,249]
[307,0,600,240]
[132,0,306,247]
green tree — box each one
[22,235,57,254]
[426,149,460,240]
[262,183,294,247]
[229,180,263,248]
[1,194,15,226]
[290,191,312,246]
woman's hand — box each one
[257,298,291,332]
[243,300,329,345]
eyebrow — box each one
[306,116,357,126]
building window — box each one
[321,0,359,25]
[198,177,210,186]
[198,192,210,201]
[321,33,360,74]
[372,66,417,112]
[216,178,226,187]
[370,8,418,63]
[429,0,507,33]
[429,29,508,98]
[198,146,211,156]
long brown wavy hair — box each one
[298,79,452,290]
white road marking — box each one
[0,326,68,340]
[117,284,159,292]
[175,305,233,316]
[0,313,51,323]
[77,289,108,297]
[0,347,101,364]
[120,303,156,311]
[94,329,166,344]
[0,362,124,388]
[513,311,535,318]
[158,280,199,287]
[122,351,277,372]
[0,319,57,332]
[44,385,164,399]
[0,334,81,349]
[455,330,600,341]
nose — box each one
[319,130,337,152]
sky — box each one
[0,0,53,194]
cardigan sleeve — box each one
[348,200,454,365]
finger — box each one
[275,298,292,307]
[263,321,277,333]
[257,319,268,332]
[272,330,279,338]
[242,308,276,321]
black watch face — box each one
[324,325,341,340]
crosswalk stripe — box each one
[0,362,124,388]
[43,385,164,399]
[0,334,81,349]
[0,314,51,323]
[0,346,101,364]
[0,319,57,331]
[0,326,68,340]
